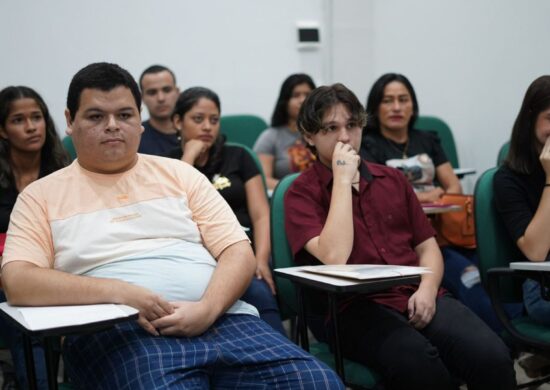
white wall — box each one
[0,0,327,133]
[2,0,549,190]
[331,0,550,190]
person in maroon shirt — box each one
[285,83,515,390]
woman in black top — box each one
[170,87,284,335]
[0,85,67,389]
[361,73,522,333]
[494,75,550,325]
[0,86,67,233]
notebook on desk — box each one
[301,264,431,281]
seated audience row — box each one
[1,59,547,388]
[1,62,343,389]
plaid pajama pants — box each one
[63,314,343,389]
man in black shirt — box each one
[138,65,180,155]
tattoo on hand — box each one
[336,160,346,165]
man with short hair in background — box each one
[138,64,180,155]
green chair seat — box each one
[513,317,550,344]
[415,115,459,168]
[310,343,380,389]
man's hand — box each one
[151,300,216,337]
[119,283,174,336]
[255,261,276,295]
[407,286,437,329]
[332,142,360,185]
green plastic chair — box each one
[270,173,380,389]
[62,136,77,161]
[225,142,267,194]
[220,115,268,149]
[497,141,510,166]
[475,168,550,380]
[415,116,459,168]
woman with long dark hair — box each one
[495,75,550,325]
[253,73,316,189]
[169,87,285,335]
[0,85,68,389]
[361,73,522,333]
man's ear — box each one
[64,109,73,135]
[303,132,314,147]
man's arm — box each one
[152,240,255,337]
[2,261,173,335]
[407,237,443,329]
[304,142,359,264]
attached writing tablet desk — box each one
[274,266,421,382]
[0,303,138,390]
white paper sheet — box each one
[12,304,136,331]
[301,264,431,281]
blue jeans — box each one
[64,314,343,389]
[523,278,550,326]
[441,246,523,334]
[0,291,48,389]
[240,277,286,336]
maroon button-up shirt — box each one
[285,160,436,313]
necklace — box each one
[385,136,410,159]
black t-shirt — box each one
[138,120,180,157]
[494,163,547,260]
[170,144,260,241]
[360,129,448,190]
[0,164,49,233]
[361,129,448,167]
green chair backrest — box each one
[220,115,268,149]
[270,173,301,319]
[474,167,523,301]
[415,115,459,168]
[62,136,77,161]
[497,141,510,166]
[225,141,267,193]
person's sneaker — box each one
[518,353,550,378]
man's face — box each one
[304,103,362,167]
[65,86,143,174]
[141,71,179,121]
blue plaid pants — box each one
[63,314,343,389]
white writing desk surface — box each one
[0,302,138,333]
[509,262,550,272]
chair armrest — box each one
[487,268,550,350]
[453,168,476,179]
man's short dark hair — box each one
[297,83,367,137]
[66,62,141,121]
[139,65,176,91]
